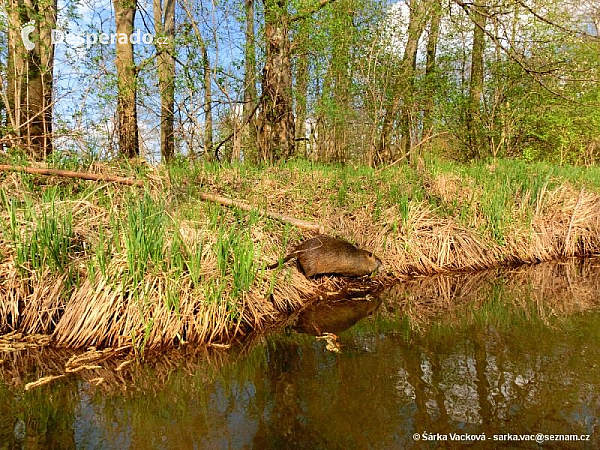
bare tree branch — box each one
[515,0,599,41]
[453,0,587,104]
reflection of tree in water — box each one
[247,258,600,447]
[369,258,600,447]
[252,339,317,448]
[0,259,598,448]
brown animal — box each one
[268,235,382,277]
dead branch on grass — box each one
[0,165,145,186]
[198,192,324,232]
[0,164,323,232]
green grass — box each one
[1,191,74,274]
[215,216,261,301]
[422,157,600,243]
[123,193,167,281]
[5,155,599,280]
[4,154,600,268]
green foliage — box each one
[10,0,596,166]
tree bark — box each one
[0,165,145,186]
[154,0,176,162]
[113,0,139,158]
[202,45,214,160]
[294,21,310,158]
[376,0,430,165]
[5,0,57,160]
[179,0,214,161]
[240,0,258,161]
[467,4,487,158]
[257,0,295,162]
[399,45,418,164]
[422,0,442,144]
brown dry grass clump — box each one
[347,185,600,274]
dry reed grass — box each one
[1,161,599,352]
[332,179,600,276]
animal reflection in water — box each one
[292,296,383,353]
[269,235,382,277]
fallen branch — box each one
[0,165,144,187]
[198,192,324,233]
[0,164,323,232]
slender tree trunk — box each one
[400,45,418,163]
[422,0,442,144]
[5,0,56,160]
[376,95,399,165]
[468,4,486,158]
[6,2,23,144]
[294,22,310,158]
[231,106,243,163]
[232,0,257,164]
[377,0,429,165]
[257,0,295,162]
[241,0,257,160]
[113,0,139,158]
[180,0,213,161]
[154,0,176,162]
[202,45,214,160]
[38,1,56,158]
[317,69,334,161]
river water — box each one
[1,258,599,449]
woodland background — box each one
[1,0,599,166]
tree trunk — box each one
[400,45,418,164]
[422,0,442,143]
[154,0,176,162]
[180,0,213,161]
[294,21,310,158]
[113,0,139,158]
[202,45,214,160]
[242,0,257,159]
[5,0,57,160]
[231,0,257,164]
[468,4,487,158]
[376,0,429,165]
[257,0,295,162]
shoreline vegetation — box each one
[1,156,600,352]
[2,257,599,392]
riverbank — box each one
[1,157,600,350]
